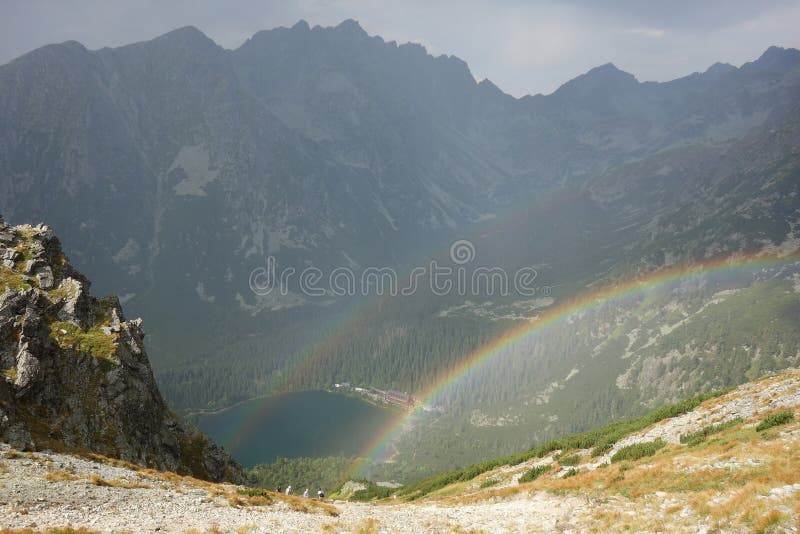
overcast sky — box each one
[2,0,799,96]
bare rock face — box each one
[0,216,245,483]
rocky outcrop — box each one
[0,215,244,483]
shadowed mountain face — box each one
[1,21,800,473]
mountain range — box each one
[1,19,799,477]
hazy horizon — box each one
[2,0,799,96]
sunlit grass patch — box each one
[88,475,149,489]
[3,449,32,460]
[43,470,78,482]
[49,321,117,360]
[353,518,380,534]
[0,266,29,292]
[754,510,785,533]
[228,488,273,507]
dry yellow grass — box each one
[221,487,340,517]
[354,518,381,534]
[754,510,785,533]
[226,493,273,507]
[430,394,800,533]
[43,469,79,482]
[88,475,149,489]
[3,449,33,460]
[276,494,341,517]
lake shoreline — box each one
[194,390,402,468]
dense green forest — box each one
[160,312,504,411]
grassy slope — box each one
[395,388,728,500]
[375,369,800,530]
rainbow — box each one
[347,250,800,477]
[210,297,372,450]
[213,186,597,452]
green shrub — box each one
[756,410,795,432]
[479,478,499,488]
[559,454,581,466]
[610,439,665,463]
[562,468,579,479]
[591,441,614,457]
[518,464,552,484]
[680,418,743,446]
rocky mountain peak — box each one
[754,45,800,69]
[155,25,213,44]
[333,18,368,36]
[292,19,311,32]
[703,61,737,79]
[0,217,244,483]
[556,62,639,95]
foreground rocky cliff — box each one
[0,216,244,483]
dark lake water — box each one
[195,390,396,467]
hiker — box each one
[302,488,309,498]
[317,487,325,500]
[285,485,293,496]
[276,485,282,494]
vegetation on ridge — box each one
[756,409,795,431]
[517,464,551,483]
[48,321,117,361]
[395,388,727,499]
[0,266,30,292]
[610,439,665,463]
[680,418,743,446]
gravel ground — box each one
[2,369,799,533]
[0,445,593,533]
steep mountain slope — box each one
[0,216,243,482]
